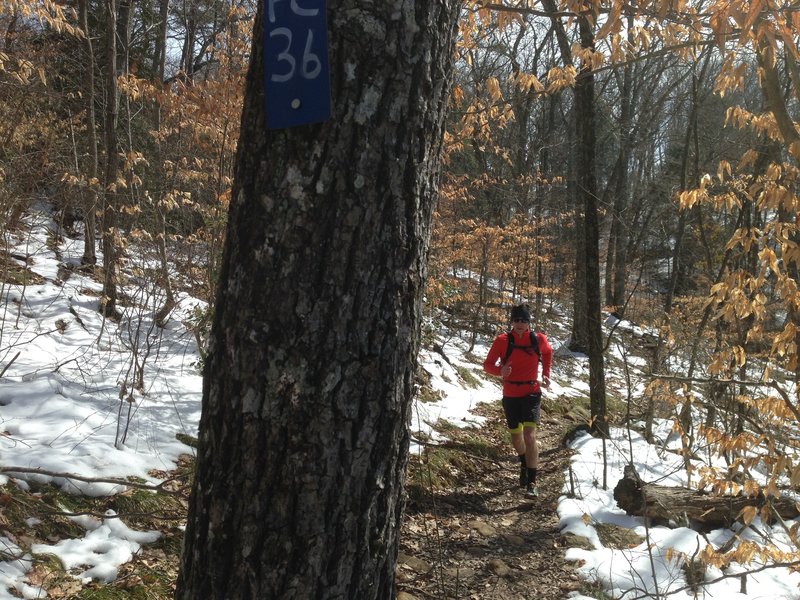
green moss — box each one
[606,394,627,418]
[473,369,495,383]
[0,465,188,599]
[415,364,444,403]
[175,455,196,488]
[26,553,83,597]
[28,485,101,539]
[29,552,63,571]
[548,393,626,424]
[454,365,481,389]
[549,396,591,420]
[0,251,45,286]
[562,532,594,551]
[416,384,444,403]
[406,444,471,505]
[463,351,482,364]
[72,582,171,599]
[111,489,185,528]
[594,523,644,549]
[153,528,184,557]
[175,433,197,448]
[406,414,509,507]
[577,581,615,600]
[434,420,506,461]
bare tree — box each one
[576,12,608,437]
[101,0,121,319]
[78,0,98,266]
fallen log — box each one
[613,464,800,530]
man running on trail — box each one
[483,304,552,498]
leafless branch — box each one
[0,465,188,495]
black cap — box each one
[510,305,530,322]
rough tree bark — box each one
[175,1,460,598]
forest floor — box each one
[398,400,599,600]
[1,373,603,600]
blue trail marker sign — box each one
[263,0,331,129]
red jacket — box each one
[483,329,552,397]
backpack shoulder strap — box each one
[503,330,515,364]
[529,331,540,356]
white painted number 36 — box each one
[268,0,322,83]
[269,29,322,82]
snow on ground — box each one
[0,212,203,599]
[415,320,800,598]
[412,340,496,451]
[2,210,800,598]
[561,425,800,599]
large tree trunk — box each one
[175,2,460,598]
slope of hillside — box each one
[2,210,800,599]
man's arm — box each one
[538,333,553,386]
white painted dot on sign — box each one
[291,98,301,109]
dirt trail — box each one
[397,402,587,600]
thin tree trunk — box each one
[664,75,696,316]
[181,0,197,79]
[154,0,169,81]
[79,0,98,266]
[101,0,120,319]
[571,177,589,352]
[610,58,631,312]
[4,12,17,52]
[154,217,176,327]
[603,153,622,307]
[577,13,608,438]
[541,0,588,352]
[117,0,132,72]
[152,0,173,323]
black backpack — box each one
[503,330,539,364]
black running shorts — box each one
[502,393,541,433]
